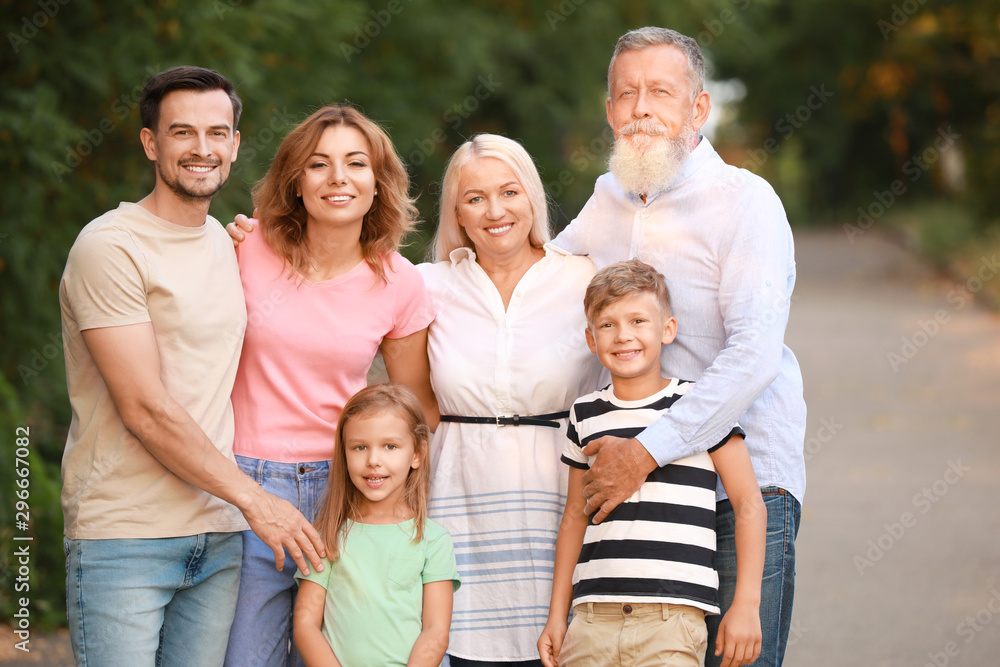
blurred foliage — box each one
[882,202,1000,311]
[1,0,996,628]
[706,0,1000,226]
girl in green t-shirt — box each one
[293,384,461,666]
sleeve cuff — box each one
[635,417,684,467]
[561,455,590,470]
[707,425,747,453]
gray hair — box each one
[607,27,705,101]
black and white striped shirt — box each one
[562,380,743,614]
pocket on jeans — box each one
[387,553,423,590]
[234,455,260,482]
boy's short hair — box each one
[584,259,672,325]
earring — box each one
[373,188,378,196]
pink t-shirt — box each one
[231,228,434,463]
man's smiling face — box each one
[143,88,240,202]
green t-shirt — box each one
[295,518,460,666]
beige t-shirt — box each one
[59,202,249,539]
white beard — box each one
[608,120,696,197]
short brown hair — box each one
[140,66,242,131]
[313,383,431,560]
[584,259,672,325]
[253,105,417,284]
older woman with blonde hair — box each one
[418,134,604,666]
[224,104,437,666]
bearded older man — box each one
[552,27,807,667]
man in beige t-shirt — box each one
[59,66,326,667]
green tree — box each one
[2,0,739,626]
[705,0,999,225]
[6,0,989,628]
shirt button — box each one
[622,604,632,614]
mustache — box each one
[618,119,668,136]
[179,157,223,166]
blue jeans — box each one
[706,487,801,667]
[224,456,330,667]
[64,531,242,667]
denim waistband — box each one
[235,455,331,480]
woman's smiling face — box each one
[455,157,535,264]
[298,125,376,232]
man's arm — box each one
[550,184,602,257]
[640,187,792,463]
[583,187,794,522]
[82,322,326,574]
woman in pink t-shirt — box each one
[224,105,437,667]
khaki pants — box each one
[559,602,707,667]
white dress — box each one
[417,244,605,661]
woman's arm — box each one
[406,579,454,666]
[382,327,439,430]
[293,580,342,667]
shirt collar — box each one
[677,134,714,184]
[448,246,477,264]
[447,243,565,265]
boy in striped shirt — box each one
[538,260,765,667]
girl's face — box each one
[343,410,420,518]
[298,125,377,234]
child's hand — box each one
[715,599,761,667]
[537,619,567,667]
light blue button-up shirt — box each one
[553,137,807,503]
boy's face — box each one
[586,291,677,388]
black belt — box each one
[439,411,569,429]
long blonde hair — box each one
[252,105,418,283]
[431,133,550,262]
[313,384,432,560]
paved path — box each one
[5,228,999,666]
[783,229,1000,666]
